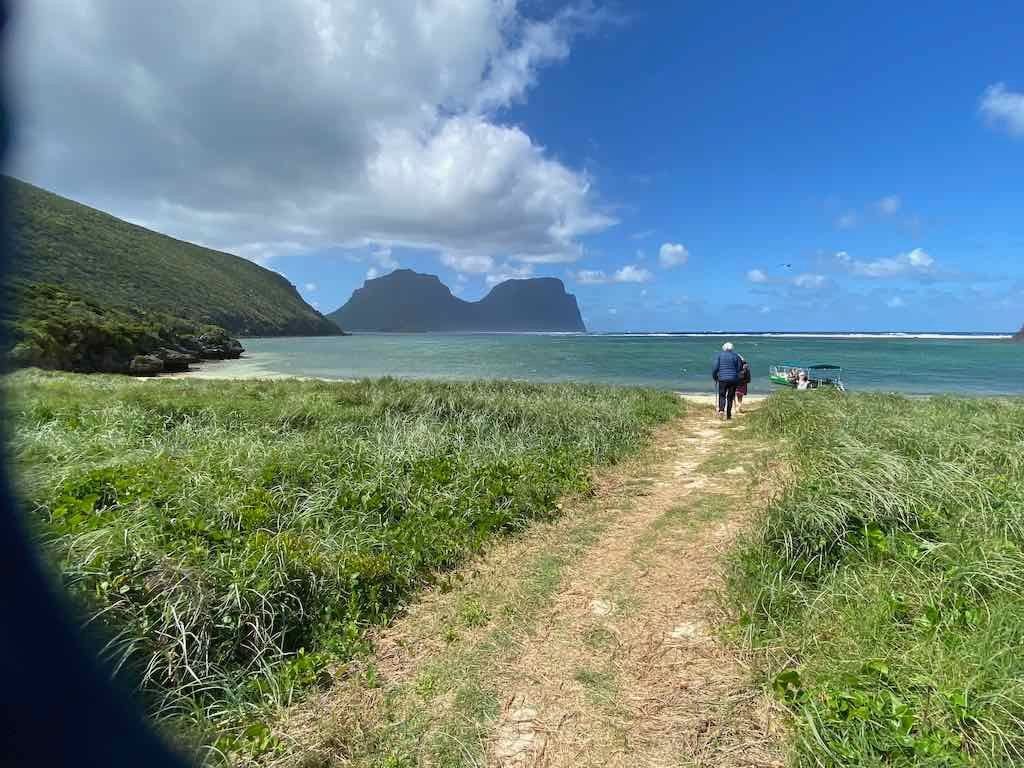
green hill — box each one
[5,176,340,337]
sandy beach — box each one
[160,360,769,405]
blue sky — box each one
[13,1,1024,331]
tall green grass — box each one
[6,370,680,758]
[731,391,1024,767]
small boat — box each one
[769,362,846,391]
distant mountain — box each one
[328,269,586,332]
[6,177,341,337]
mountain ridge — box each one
[5,176,341,337]
[328,269,586,332]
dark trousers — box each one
[718,380,737,419]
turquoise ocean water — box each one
[200,333,1023,396]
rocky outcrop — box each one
[199,331,244,359]
[154,348,196,372]
[328,269,586,332]
[129,355,165,376]
[124,334,245,375]
[1014,325,1024,342]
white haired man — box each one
[712,341,743,420]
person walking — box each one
[735,355,752,412]
[712,342,743,420]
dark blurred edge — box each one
[0,4,190,765]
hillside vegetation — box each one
[731,391,1024,767]
[5,176,339,337]
[1,282,242,374]
[8,371,679,759]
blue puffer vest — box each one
[713,350,743,382]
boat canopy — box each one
[778,361,842,371]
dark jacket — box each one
[713,350,743,382]
[739,358,752,384]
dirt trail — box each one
[487,408,780,768]
[265,403,784,768]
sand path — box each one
[259,401,783,768]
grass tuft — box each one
[730,390,1024,767]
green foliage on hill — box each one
[1,281,241,374]
[731,391,1024,767]
[5,176,340,337]
[8,372,680,758]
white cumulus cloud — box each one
[372,248,398,270]
[485,263,535,285]
[836,248,935,278]
[794,273,827,290]
[442,252,495,274]
[980,83,1024,137]
[906,249,933,268]
[747,268,768,284]
[658,243,689,268]
[574,269,609,285]
[11,0,615,265]
[613,265,653,283]
[572,264,652,284]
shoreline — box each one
[152,370,1021,401]
[154,350,1023,399]
[155,365,770,403]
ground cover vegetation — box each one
[730,391,1024,767]
[6,370,679,760]
[2,281,241,374]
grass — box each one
[277,492,622,768]
[5,176,339,336]
[730,390,1024,767]
[574,666,617,703]
[6,370,679,761]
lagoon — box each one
[189,332,1023,396]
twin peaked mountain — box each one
[328,269,586,332]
